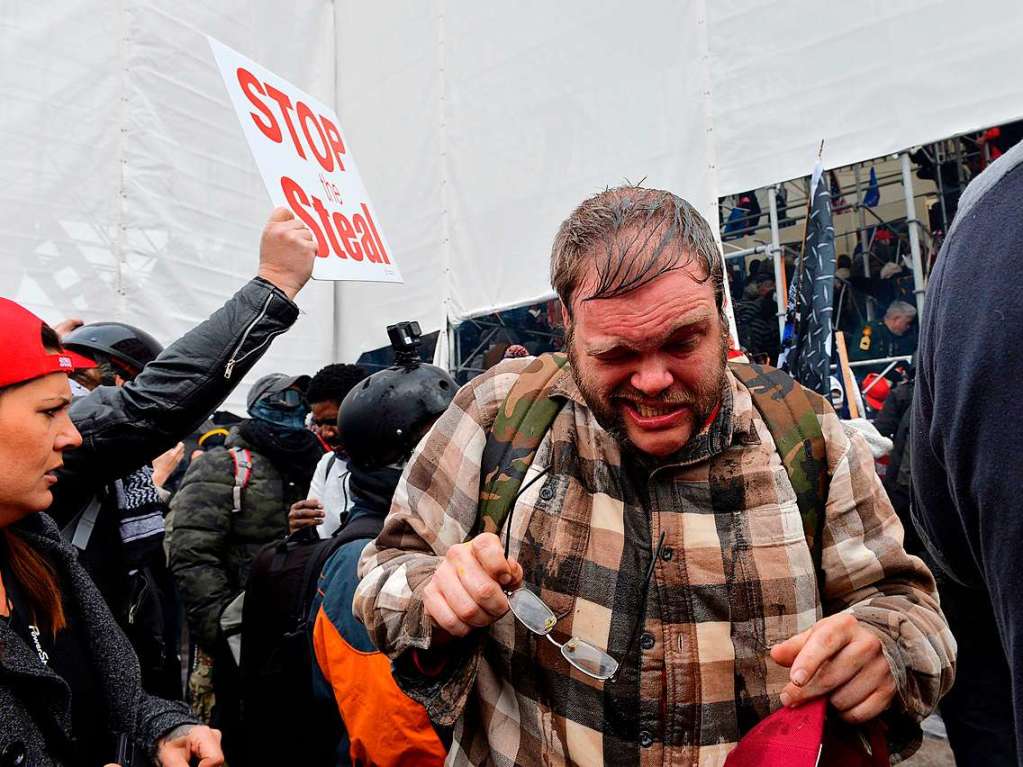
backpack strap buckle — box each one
[230,447,254,514]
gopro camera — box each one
[387,321,422,365]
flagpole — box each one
[853,164,875,321]
[899,152,927,314]
[834,332,861,419]
[768,185,786,340]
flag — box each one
[785,161,836,395]
[862,166,880,207]
[828,169,849,213]
[722,191,762,240]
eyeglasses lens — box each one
[559,637,619,680]
[508,588,557,635]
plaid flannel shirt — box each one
[355,359,955,766]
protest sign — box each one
[209,37,401,283]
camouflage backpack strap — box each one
[729,362,828,584]
[475,353,570,536]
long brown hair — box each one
[2,530,66,635]
[0,322,69,635]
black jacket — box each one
[46,278,299,687]
[912,143,1023,759]
[0,514,197,767]
[734,296,780,363]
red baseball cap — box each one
[1,297,96,388]
[861,373,891,412]
[725,698,889,767]
[725,699,826,767]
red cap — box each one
[861,373,891,411]
[726,699,890,766]
[724,699,826,767]
[1,297,96,388]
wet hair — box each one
[306,363,368,406]
[550,186,724,317]
[0,322,67,636]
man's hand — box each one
[289,498,325,534]
[52,317,84,339]
[155,724,223,767]
[152,442,185,488]
[422,532,524,639]
[258,207,316,300]
[770,613,898,724]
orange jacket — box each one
[310,537,446,766]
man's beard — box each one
[566,326,729,455]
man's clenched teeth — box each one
[624,401,685,418]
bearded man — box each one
[354,187,954,766]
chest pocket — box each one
[506,451,588,621]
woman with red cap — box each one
[0,298,223,767]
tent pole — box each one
[899,152,926,314]
[767,185,786,339]
[446,319,457,374]
[852,164,875,322]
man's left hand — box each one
[770,613,898,724]
[155,724,223,767]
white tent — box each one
[3,0,1022,410]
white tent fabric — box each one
[3,1,1023,394]
[333,0,719,359]
[0,1,339,413]
[337,0,1023,357]
[708,0,1023,195]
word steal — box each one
[209,36,402,284]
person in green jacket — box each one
[850,300,917,362]
[168,373,324,762]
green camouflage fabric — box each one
[728,362,828,579]
[476,352,569,536]
[188,646,217,725]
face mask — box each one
[249,396,309,430]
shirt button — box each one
[539,484,555,501]
[639,730,654,748]
[660,546,674,561]
[640,632,655,650]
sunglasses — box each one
[502,468,665,681]
[263,387,305,408]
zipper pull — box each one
[224,358,236,380]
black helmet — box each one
[339,322,456,470]
[63,322,163,375]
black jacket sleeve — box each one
[51,277,298,523]
[873,380,912,439]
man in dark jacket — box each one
[44,206,316,699]
[912,141,1023,766]
[308,330,455,765]
[850,300,917,363]
[734,275,780,364]
[169,372,324,759]
[872,372,918,554]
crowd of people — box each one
[3,155,1023,767]
[729,256,919,376]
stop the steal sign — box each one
[210,37,401,283]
